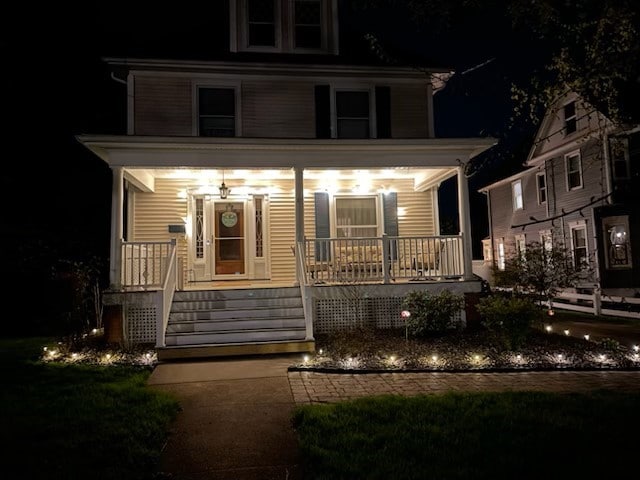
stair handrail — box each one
[296,240,314,341]
[156,239,177,348]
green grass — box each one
[294,391,640,480]
[0,337,180,480]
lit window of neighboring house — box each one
[247,0,277,47]
[565,151,583,190]
[602,215,633,269]
[515,234,526,259]
[198,88,236,137]
[540,230,553,259]
[497,239,505,271]
[335,90,371,139]
[570,223,588,269]
[609,137,630,180]
[335,196,379,238]
[512,179,523,211]
[294,0,322,49]
[536,172,547,204]
[564,101,577,135]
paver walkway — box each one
[288,370,640,403]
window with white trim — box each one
[198,88,236,137]
[335,196,378,238]
[564,101,577,135]
[497,239,505,271]
[609,137,630,180]
[512,179,523,211]
[536,172,547,204]
[565,151,583,190]
[515,234,526,259]
[294,0,322,49]
[335,90,371,139]
[570,223,588,269]
[247,0,277,47]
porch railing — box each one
[302,235,464,284]
[295,241,314,340]
[156,241,178,348]
[121,241,174,288]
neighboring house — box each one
[78,0,494,358]
[480,91,640,296]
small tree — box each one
[494,241,588,310]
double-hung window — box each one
[565,151,583,190]
[335,91,371,139]
[564,101,577,135]
[512,179,523,211]
[247,0,277,47]
[536,172,547,204]
[497,239,505,271]
[609,137,630,180]
[335,196,378,238]
[570,223,588,269]
[294,0,322,49]
[198,88,236,137]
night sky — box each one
[2,2,537,297]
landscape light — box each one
[431,355,438,362]
[389,355,396,362]
[545,325,552,332]
[584,334,590,341]
[564,329,570,336]
[633,345,639,352]
[318,349,324,355]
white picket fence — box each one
[549,291,640,319]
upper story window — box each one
[609,137,630,180]
[335,90,371,139]
[248,0,277,47]
[536,172,547,204]
[565,151,583,190]
[294,0,322,49]
[512,179,523,211]
[198,88,236,137]
[563,101,577,135]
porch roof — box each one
[77,135,496,170]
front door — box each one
[214,202,246,276]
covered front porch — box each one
[79,136,494,352]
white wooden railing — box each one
[295,241,314,340]
[302,235,465,284]
[156,241,178,348]
[549,291,640,319]
[121,241,174,288]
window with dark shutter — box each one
[314,85,331,138]
[336,91,370,138]
[375,86,391,138]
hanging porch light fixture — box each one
[219,170,230,199]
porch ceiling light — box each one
[219,170,230,199]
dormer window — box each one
[564,101,577,135]
[294,0,322,49]
[248,0,277,47]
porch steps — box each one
[159,286,313,360]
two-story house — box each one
[78,0,494,359]
[480,91,639,297]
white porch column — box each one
[294,167,305,282]
[109,166,124,289]
[457,166,475,281]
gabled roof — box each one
[477,166,540,193]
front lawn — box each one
[294,391,640,480]
[0,337,180,480]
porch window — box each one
[565,151,583,190]
[536,172,547,204]
[570,223,588,269]
[564,101,577,135]
[248,0,276,47]
[198,88,236,137]
[336,91,370,139]
[294,0,322,49]
[603,215,632,269]
[609,137,630,179]
[512,179,523,211]
[335,196,378,237]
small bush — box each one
[402,290,465,337]
[598,337,621,351]
[477,295,539,349]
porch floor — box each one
[182,280,295,290]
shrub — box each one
[402,290,465,337]
[476,295,539,349]
[598,337,621,351]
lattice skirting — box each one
[314,297,463,333]
[125,305,157,344]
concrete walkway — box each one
[148,355,305,480]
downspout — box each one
[602,133,613,205]
[485,190,495,271]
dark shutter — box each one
[315,85,331,138]
[314,192,331,260]
[375,86,391,138]
[382,192,398,259]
